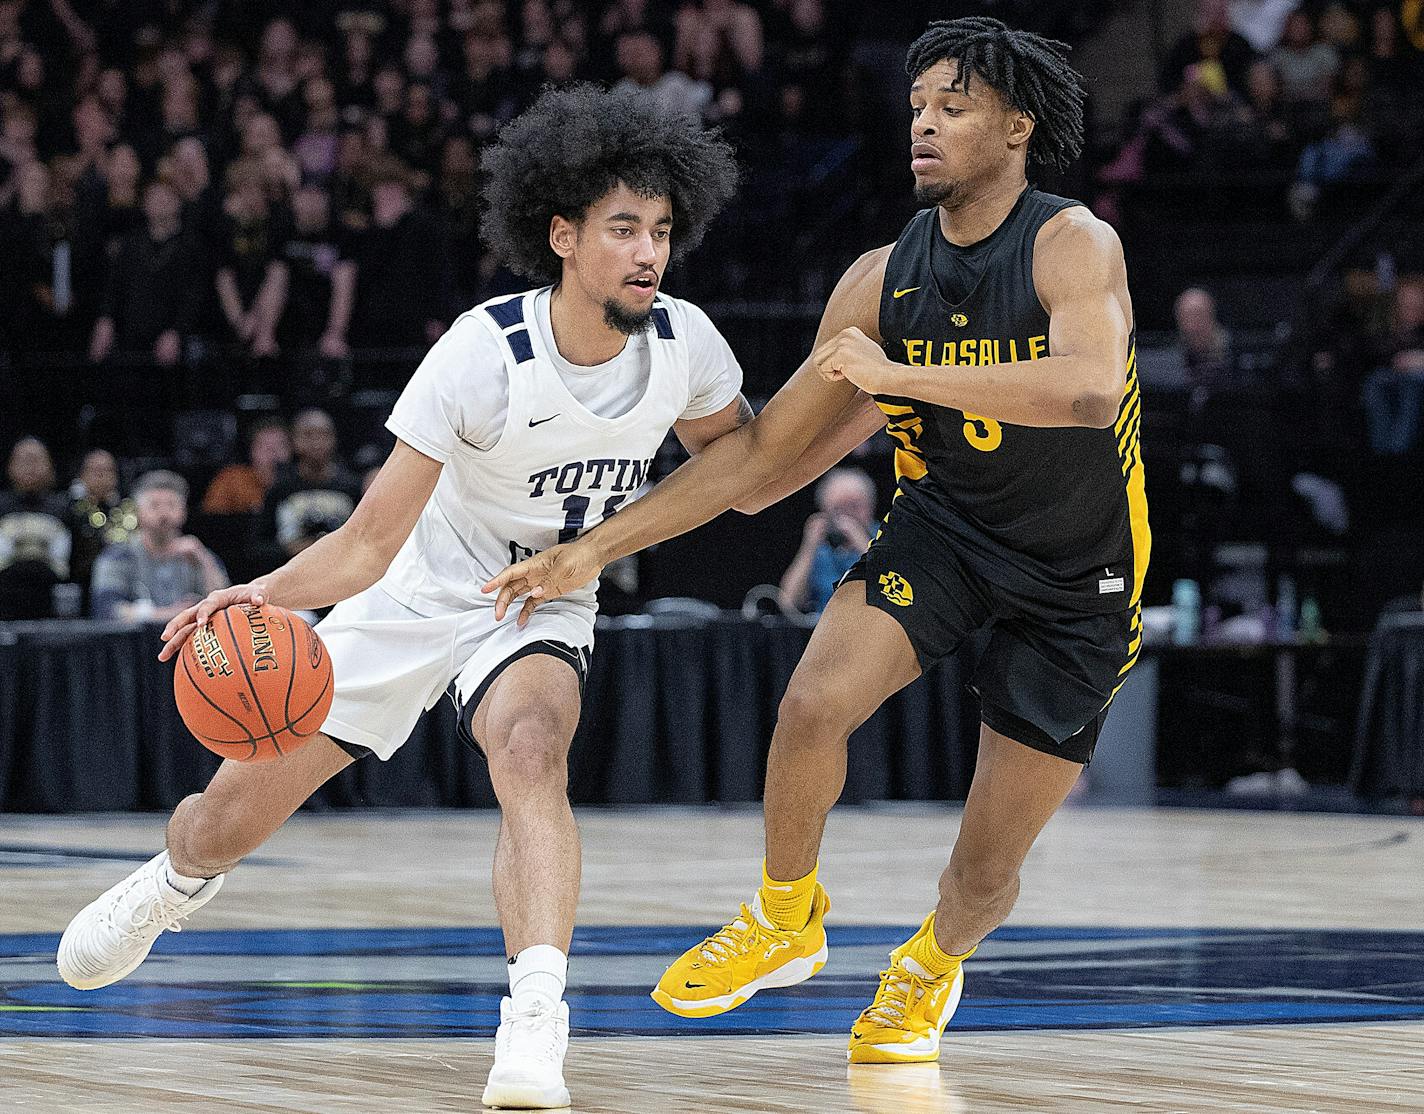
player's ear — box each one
[549,214,577,261]
[1008,108,1034,154]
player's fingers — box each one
[495,581,525,622]
[158,623,196,662]
[162,605,199,641]
[517,595,539,628]
[481,563,522,594]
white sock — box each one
[163,858,211,898]
[508,945,567,1011]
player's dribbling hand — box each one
[482,543,605,627]
[811,326,896,393]
[157,582,270,662]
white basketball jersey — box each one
[380,289,695,615]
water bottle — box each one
[1275,575,1297,641]
[1172,578,1201,645]
[1299,596,1325,643]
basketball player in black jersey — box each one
[486,18,1148,1063]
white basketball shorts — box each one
[314,583,594,760]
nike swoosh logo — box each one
[763,883,794,892]
[892,287,920,299]
[684,981,706,989]
[528,414,560,427]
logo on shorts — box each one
[879,571,914,607]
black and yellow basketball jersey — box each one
[875,187,1149,615]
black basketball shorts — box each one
[840,511,1141,765]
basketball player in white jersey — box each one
[57,85,744,1109]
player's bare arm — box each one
[812,208,1131,429]
[673,392,756,455]
[679,390,885,515]
[735,389,886,515]
[483,245,892,621]
[158,440,442,660]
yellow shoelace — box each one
[858,963,934,1029]
[697,904,794,964]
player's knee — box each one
[486,719,569,793]
[168,792,253,874]
[776,677,858,742]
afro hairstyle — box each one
[480,83,739,283]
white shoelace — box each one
[503,1002,566,1065]
[100,874,193,943]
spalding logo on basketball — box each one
[174,603,334,762]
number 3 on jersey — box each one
[559,492,627,544]
[962,411,1002,452]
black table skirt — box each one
[0,617,982,813]
[1351,611,1424,800]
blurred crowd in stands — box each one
[1099,0,1422,221]
[2,0,1423,629]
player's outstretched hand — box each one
[482,543,605,627]
[157,582,268,662]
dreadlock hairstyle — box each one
[480,83,739,283]
[905,17,1087,174]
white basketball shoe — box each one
[482,996,571,1109]
[57,850,223,990]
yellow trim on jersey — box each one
[1103,603,1144,707]
[1115,343,1150,607]
[877,401,928,484]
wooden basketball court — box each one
[3,806,1421,1111]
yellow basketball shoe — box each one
[847,917,973,1064]
[650,886,830,1018]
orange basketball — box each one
[173,603,334,762]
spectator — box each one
[453,30,518,141]
[293,76,341,184]
[1228,0,1301,54]
[162,136,218,241]
[390,80,444,178]
[88,177,203,367]
[436,133,486,306]
[90,469,228,621]
[1161,0,1257,99]
[277,183,356,359]
[1270,10,1339,112]
[1175,287,1237,391]
[540,37,580,85]
[98,143,143,246]
[214,165,290,359]
[0,436,73,618]
[1361,279,1424,455]
[67,447,137,590]
[768,0,844,134]
[349,166,449,348]
[1238,59,1295,175]
[675,0,764,86]
[335,23,378,110]
[779,467,876,615]
[1,102,40,186]
[1294,98,1375,190]
[0,159,59,351]
[257,409,361,558]
[600,0,676,55]
[202,418,292,515]
[614,31,713,120]
[251,17,303,136]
